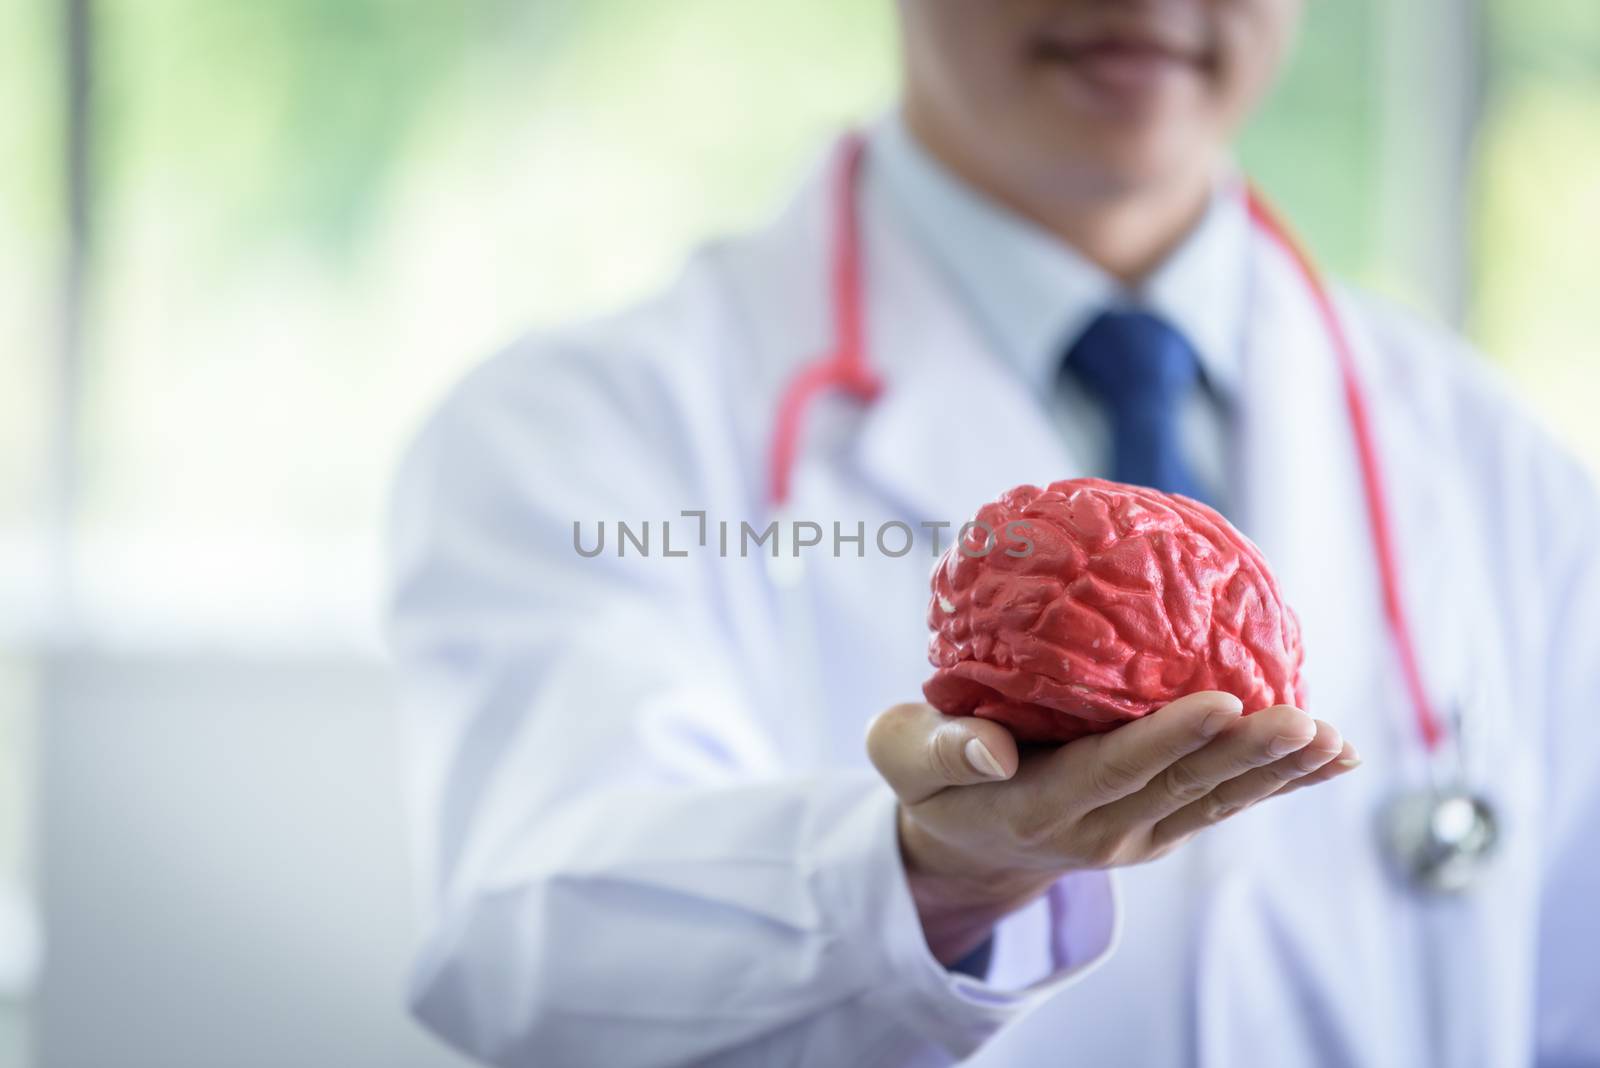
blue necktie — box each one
[1062,310,1213,506]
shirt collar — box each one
[867,113,1249,398]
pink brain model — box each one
[923,478,1306,744]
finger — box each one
[1148,719,1344,848]
[865,702,1019,805]
[1275,739,1362,798]
[1042,691,1244,810]
[1087,704,1316,823]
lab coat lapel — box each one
[848,178,1085,527]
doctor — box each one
[387,1,1600,1065]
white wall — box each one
[36,651,475,1068]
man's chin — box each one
[1016,131,1211,202]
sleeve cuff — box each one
[827,784,1120,1060]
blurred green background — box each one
[0,1,1596,1064]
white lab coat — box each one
[386,145,1600,1067]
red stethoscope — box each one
[768,133,1497,892]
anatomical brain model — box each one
[924,478,1306,744]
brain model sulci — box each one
[923,478,1306,744]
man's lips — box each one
[1031,32,1206,94]
[1035,32,1203,64]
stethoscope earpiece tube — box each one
[767,135,881,510]
[1243,190,1446,753]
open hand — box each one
[865,692,1359,964]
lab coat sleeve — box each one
[1532,449,1600,1064]
[385,343,1115,1068]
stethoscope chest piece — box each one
[1382,787,1499,894]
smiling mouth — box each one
[1030,31,1209,95]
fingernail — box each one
[965,738,1006,779]
[1269,733,1310,757]
[1336,748,1363,768]
[1200,707,1238,737]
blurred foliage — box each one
[1487,0,1600,83]
[0,0,56,529]
[0,0,57,231]
[1240,0,1382,279]
[73,0,900,575]
[97,0,474,263]
[1472,0,1600,468]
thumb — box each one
[866,702,1019,805]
